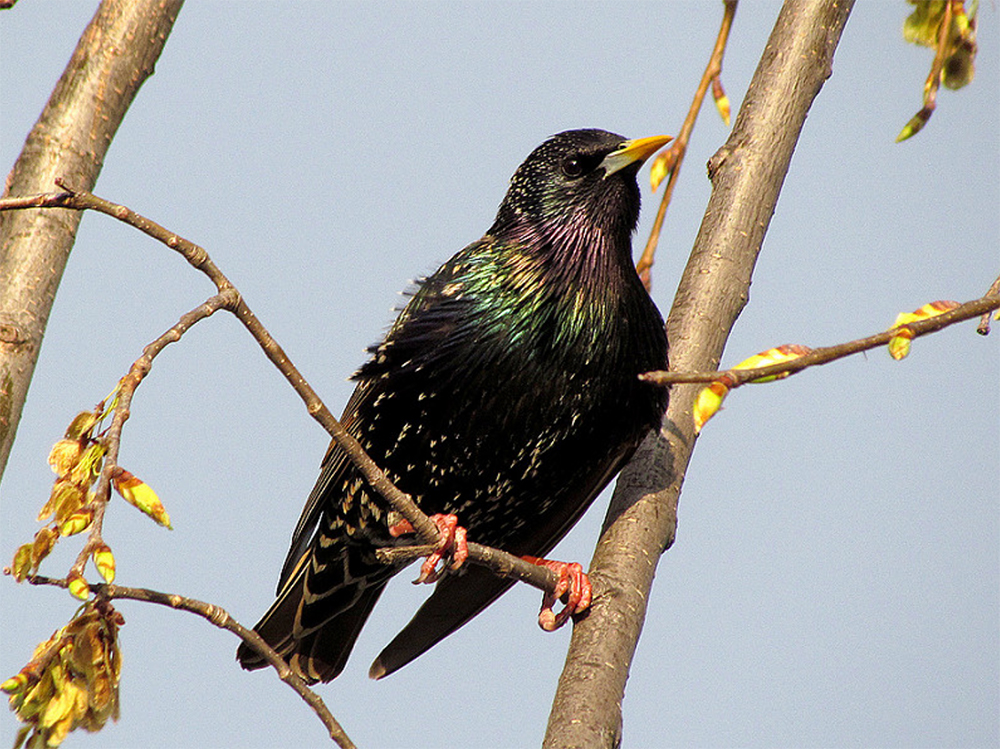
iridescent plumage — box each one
[238,129,670,683]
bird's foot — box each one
[522,556,593,631]
[388,513,468,584]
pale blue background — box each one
[2,3,997,747]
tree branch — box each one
[636,0,738,289]
[544,2,855,746]
[0,0,184,478]
[640,293,1000,387]
[0,188,563,603]
[23,575,356,749]
[67,293,236,583]
[977,274,1000,335]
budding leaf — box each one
[59,509,94,537]
[693,381,729,434]
[52,480,86,524]
[732,344,813,383]
[92,545,116,584]
[888,328,915,360]
[113,470,171,529]
[47,440,82,480]
[10,543,33,583]
[64,411,100,441]
[712,75,731,126]
[1,675,26,694]
[649,151,669,192]
[891,299,961,328]
[30,528,59,569]
[888,300,960,359]
[896,112,929,143]
[67,573,90,601]
[715,93,731,127]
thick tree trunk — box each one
[544,1,855,746]
[0,0,184,477]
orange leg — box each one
[522,556,593,631]
[389,513,468,584]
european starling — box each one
[237,129,671,683]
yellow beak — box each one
[600,134,673,177]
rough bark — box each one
[543,2,856,746]
[0,0,184,477]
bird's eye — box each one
[561,157,584,178]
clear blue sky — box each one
[2,3,997,747]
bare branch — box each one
[636,0,738,289]
[23,575,356,749]
[641,293,1000,387]
[0,0,184,478]
[377,540,559,593]
[0,189,564,596]
[978,275,1000,335]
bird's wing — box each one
[275,247,485,593]
[369,564,512,680]
[276,381,373,592]
[369,438,638,680]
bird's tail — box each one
[236,560,388,684]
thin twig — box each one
[0,185,438,548]
[72,293,236,579]
[24,574,356,749]
[641,293,1000,388]
[0,189,562,593]
[0,185,566,746]
[636,0,737,288]
[977,274,1000,335]
[897,0,957,141]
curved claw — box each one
[524,557,593,631]
[389,514,468,584]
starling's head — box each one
[491,129,672,241]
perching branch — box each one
[0,186,563,600]
[23,575,356,749]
